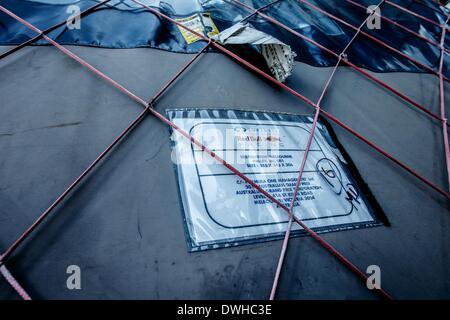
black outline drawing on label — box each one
[189,121,363,229]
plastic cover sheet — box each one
[1,0,449,77]
[212,22,297,82]
[168,109,382,251]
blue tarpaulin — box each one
[1,0,449,76]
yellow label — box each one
[176,13,219,44]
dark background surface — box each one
[0,45,449,299]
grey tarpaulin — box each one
[0,45,449,299]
